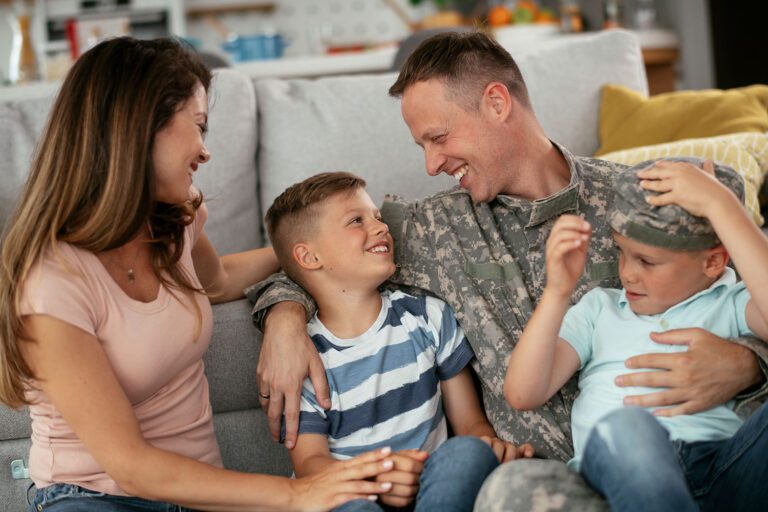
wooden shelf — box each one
[642,47,679,95]
[185,1,275,17]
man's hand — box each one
[375,449,429,508]
[616,328,763,416]
[257,302,331,449]
[479,436,535,463]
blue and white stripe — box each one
[298,290,473,459]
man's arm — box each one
[245,273,330,449]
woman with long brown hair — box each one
[0,37,392,511]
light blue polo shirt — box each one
[560,268,751,470]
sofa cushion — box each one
[205,299,264,413]
[213,409,292,477]
[596,84,768,156]
[600,132,768,226]
[518,30,648,158]
[0,96,53,231]
[194,69,263,253]
[0,69,261,256]
[255,73,456,214]
[0,437,33,509]
[255,30,648,216]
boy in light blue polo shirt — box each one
[505,158,768,512]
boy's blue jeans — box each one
[580,404,768,512]
[336,436,499,512]
[27,483,194,511]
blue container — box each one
[223,34,288,62]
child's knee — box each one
[585,407,666,466]
[434,436,497,466]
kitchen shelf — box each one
[185,0,275,16]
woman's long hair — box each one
[0,38,212,407]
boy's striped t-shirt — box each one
[297,290,474,459]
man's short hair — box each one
[265,172,367,283]
[389,30,531,111]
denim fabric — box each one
[28,484,196,512]
[336,436,499,512]
[581,404,768,512]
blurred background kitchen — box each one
[0,0,765,98]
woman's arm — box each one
[21,314,391,511]
[192,232,279,304]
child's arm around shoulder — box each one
[504,215,585,410]
[639,160,768,340]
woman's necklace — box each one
[125,248,140,282]
[105,225,150,283]
[105,242,142,283]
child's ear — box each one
[702,244,729,278]
[293,243,322,271]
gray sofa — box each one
[0,30,647,510]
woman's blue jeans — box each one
[336,436,499,512]
[28,483,195,511]
[580,404,768,512]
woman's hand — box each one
[289,448,395,511]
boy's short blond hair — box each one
[265,172,367,285]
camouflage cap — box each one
[608,157,745,251]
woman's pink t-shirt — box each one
[20,204,222,495]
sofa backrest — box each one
[254,29,648,220]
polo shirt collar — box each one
[496,141,582,228]
[618,267,738,314]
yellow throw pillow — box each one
[600,132,768,226]
[596,84,768,156]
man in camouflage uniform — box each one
[249,32,768,510]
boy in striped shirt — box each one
[265,172,533,511]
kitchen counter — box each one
[233,46,398,79]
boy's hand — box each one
[545,215,591,297]
[637,159,736,218]
[479,436,535,463]
[375,449,429,508]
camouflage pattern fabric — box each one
[247,146,768,510]
[609,157,745,251]
[474,460,609,512]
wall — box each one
[578,0,715,90]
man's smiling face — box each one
[401,79,510,204]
